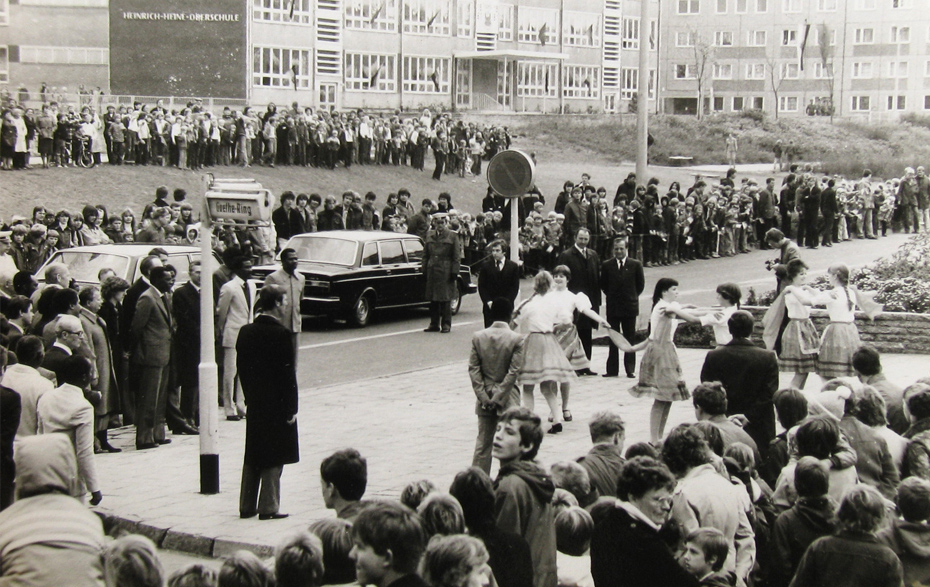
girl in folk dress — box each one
[774,260,819,390]
[813,263,882,379]
[631,277,705,443]
[699,282,741,348]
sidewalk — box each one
[93,346,930,558]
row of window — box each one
[673,25,915,49]
[698,94,929,114]
[673,59,930,80]
[681,0,913,14]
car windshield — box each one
[286,236,358,266]
[48,251,131,283]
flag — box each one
[429,70,440,92]
[291,64,299,88]
[427,9,441,29]
[370,2,384,25]
[583,77,592,96]
[798,21,811,70]
[544,69,550,93]
[369,66,381,88]
[288,0,295,19]
[538,23,548,46]
[588,24,595,45]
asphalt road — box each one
[294,232,911,388]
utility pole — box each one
[636,0,650,181]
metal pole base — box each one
[200,454,220,494]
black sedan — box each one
[252,231,477,327]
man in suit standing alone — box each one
[700,310,779,452]
[477,240,520,328]
[600,238,644,378]
[237,284,299,520]
[557,228,600,375]
[468,298,525,474]
[262,248,305,361]
[130,266,175,450]
[217,256,253,420]
[172,260,202,428]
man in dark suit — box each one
[237,284,299,520]
[599,238,644,378]
[172,260,202,428]
[130,266,174,450]
[700,310,779,453]
[558,228,601,374]
[820,178,838,247]
[477,241,521,328]
[41,314,85,383]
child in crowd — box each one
[422,534,492,587]
[350,501,429,587]
[321,448,368,522]
[218,550,273,587]
[400,479,437,511]
[274,531,325,587]
[104,534,164,587]
[554,506,595,587]
[308,518,356,586]
[877,477,930,586]
[168,564,218,587]
[679,528,733,586]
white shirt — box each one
[700,305,738,346]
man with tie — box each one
[600,238,645,378]
[172,260,203,427]
[477,240,521,328]
[130,266,175,449]
[262,248,306,361]
[217,256,253,420]
[557,228,601,374]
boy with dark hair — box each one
[350,501,429,587]
[692,382,760,463]
[878,477,930,585]
[576,411,625,498]
[321,448,367,522]
[493,407,557,587]
[680,528,732,586]
[853,345,907,434]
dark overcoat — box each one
[423,229,460,302]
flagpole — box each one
[635,0,650,181]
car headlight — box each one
[308,279,330,290]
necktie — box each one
[243,284,251,310]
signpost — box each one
[486,150,536,264]
[197,175,273,494]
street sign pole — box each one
[198,175,220,494]
[486,150,536,266]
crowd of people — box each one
[0,99,512,178]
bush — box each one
[901,113,930,131]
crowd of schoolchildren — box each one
[0,99,512,179]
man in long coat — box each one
[422,213,460,334]
[236,284,298,520]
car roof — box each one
[289,231,419,243]
[53,244,202,256]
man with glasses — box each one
[41,314,87,383]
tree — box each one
[765,50,787,120]
[690,30,715,120]
[817,23,836,119]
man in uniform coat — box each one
[119,254,162,426]
[557,228,601,374]
[130,266,175,450]
[422,213,460,334]
[172,260,202,427]
[262,248,305,361]
[237,284,299,520]
[477,240,520,328]
[700,310,779,453]
[600,238,644,378]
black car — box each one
[252,231,477,327]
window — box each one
[746,63,765,79]
[19,0,106,5]
[712,97,724,111]
[733,96,745,110]
[18,46,108,65]
[716,0,727,13]
[254,0,313,24]
[781,62,799,78]
[779,96,799,111]
[0,0,7,25]
[814,27,835,46]
[675,63,696,79]
[403,55,449,93]
[677,0,700,14]
[361,243,379,266]
[890,26,910,43]
[457,0,473,36]
[748,30,767,46]
[648,69,655,99]
[252,47,312,88]
[852,0,875,7]
[756,0,767,11]
[888,95,906,110]
[345,0,397,31]
[752,96,764,109]
[736,0,748,12]
[344,53,397,91]
[925,95,930,110]
[404,239,424,263]
[621,68,638,99]
[852,61,873,78]
[0,46,7,83]
[814,62,834,78]
[854,28,874,44]
[563,11,600,47]
[782,29,797,46]
[892,0,907,6]
[380,241,406,264]
[498,5,513,41]
[564,65,600,99]
[713,63,733,79]
[818,0,837,10]
[782,0,801,11]
[518,6,559,45]
[517,61,557,97]
[851,96,870,111]
[714,31,733,46]
[887,61,908,78]
[403,0,450,35]
[926,60,930,76]
[650,20,658,50]
[676,31,697,47]
[622,17,639,49]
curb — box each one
[94,510,274,560]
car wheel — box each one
[450,282,462,316]
[349,293,374,327]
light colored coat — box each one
[468,322,524,416]
[37,384,99,495]
[263,268,305,333]
[216,275,253,348]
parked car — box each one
[252,231,478,327]
[36,244,213,288]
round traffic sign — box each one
[487,150,536,198]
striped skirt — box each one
[629,340,690,402]
[554,322,590,371]
[817,322,861,379]
[520,332,577,385]
[778,318,819,374]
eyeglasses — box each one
[64,330,85,338]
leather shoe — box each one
[627,373,636,379]
[240,511,257,519]
[259,513,289,520]
[602,373,619,378]
[226,415,242,421]
[423,326,440,332]
[547,423,563,434]
[172,425,199,435]
[440,327,451,333]
[136,443,158,450]
[156,439,172,445]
